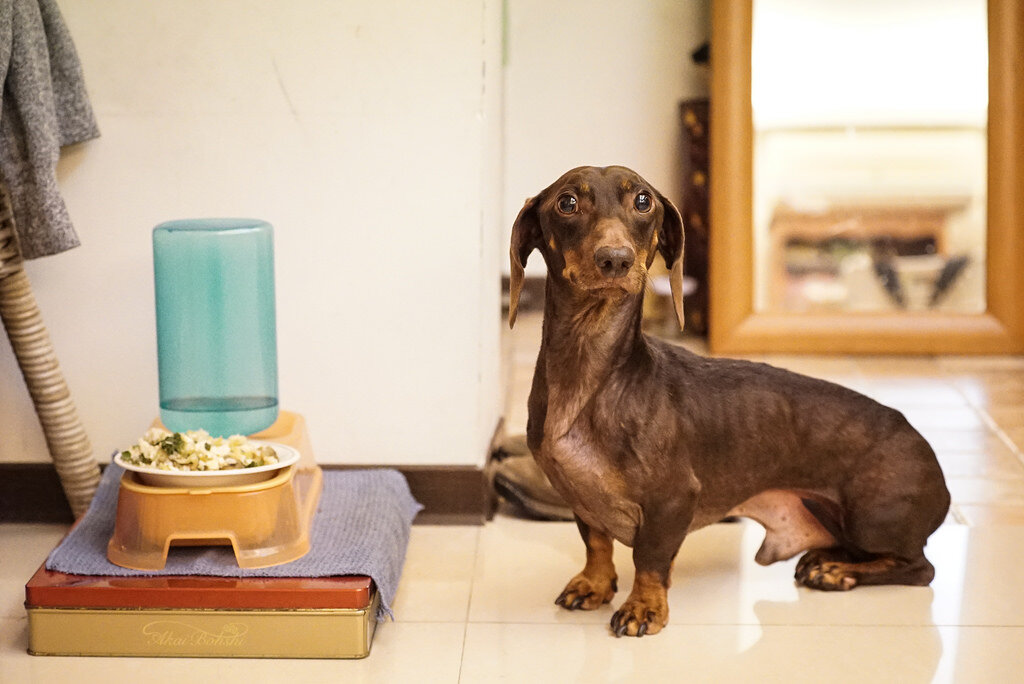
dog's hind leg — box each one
[555,517,618,611]
[795,548,935,590]
[796,432,948,591]
[794,504,939,591]
[796,483,943,590]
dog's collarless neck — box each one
[538,276,648,439]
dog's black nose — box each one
[594,246,635,278]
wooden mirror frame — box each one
[709,0,1024,354]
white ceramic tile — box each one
[761,355,862,381]
[468,517,622,626]
[0,617,464,684]
[1003,427,1024,455]
[985,406,1024,430]
[964,386,1024,410]
[853,379,971,409]
[918,429,1009,453]
[930,429,1020,458]
[391,525,479,622]
[460,622,1024,684]
[7,514,1024,682]
[935,450,1024,479]
[857,357,945,378]
[731,524,1024,628]
[940,356,1024,372]
[958,504,1024,526]
[901,407,988,432]
[946,477,1024,505]
[469,518,1024,629]
[0,525,68,619]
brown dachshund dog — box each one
[508,166,950,637]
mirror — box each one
[708,0,1024,354]
[752,0,987,314]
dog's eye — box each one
[634,193,652,213]
[556,194,577,214]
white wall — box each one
[503,0,710,276]
[0,0,504,467]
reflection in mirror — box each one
[751,0,987,314]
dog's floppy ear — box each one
[509,196,543,328]
[656,192,686,331]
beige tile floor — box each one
[3,309,1024,682]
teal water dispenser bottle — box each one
[153,218,279,437]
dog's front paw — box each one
[555,572,617,610]
[610,595,668,637]
[606,581,671,638]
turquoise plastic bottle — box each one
[152,218,279,437]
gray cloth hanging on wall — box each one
[0,0,98,259]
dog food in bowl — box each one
[114,428,298,487]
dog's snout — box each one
[594,246,635,279]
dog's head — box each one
[509,165,684,329]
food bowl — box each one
[113,441,300,488]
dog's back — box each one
[642,336,948,535]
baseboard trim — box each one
[0,463,491,526]
[0,464,75,523]
[327,464,491,525]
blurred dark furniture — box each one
[679,98,710,335]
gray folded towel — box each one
[0,0,99,259]
[46,464,423,621]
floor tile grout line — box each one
[970,402,1024,467]
[943,363,1024,460]
[949,503,970,525]
[932,362,1024,493]
[455,525,482,684]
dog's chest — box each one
[536,434,642,546]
